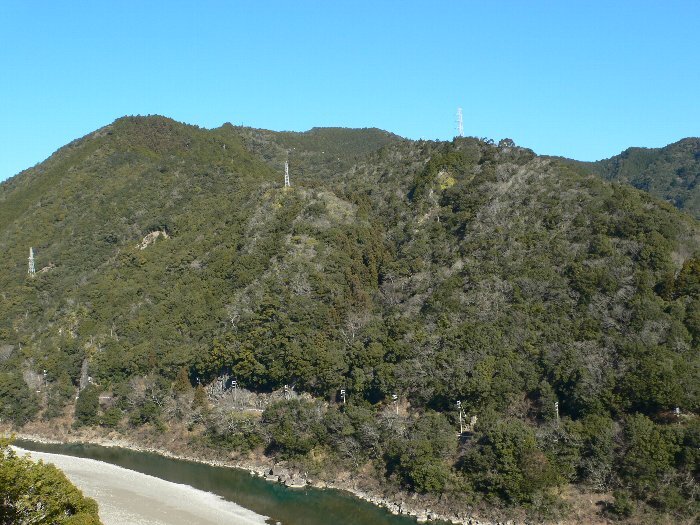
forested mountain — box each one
[1,116,699,522]
[581,138,700,219]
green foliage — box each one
[204,412,263,453]
[262,399,325,459]
[74,385,100,427]
[100,406,122,428]
[0,438,103,524]
[618,343,692,413]
[679,418,700,477]
[619,414,678,495]
[462,418,560,504]
[575,414,616,489]
[192,385,208,410]
[410,140,480,202]
[675,256,700,297]
[173,367,191,394]
[607,490,635,519]
[0,371,39,426]
[129,401,162,428]
[386,411,455,493]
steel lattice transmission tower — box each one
[456,107,464,137]
[284,160,290,187]
[28,247,36,277]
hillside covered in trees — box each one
[1,116,699,523]
[581,138,700,219]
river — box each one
[14,440,427,525]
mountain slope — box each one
[1,117,699,521]
[584,138,700,219]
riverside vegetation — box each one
[0,438,102,524]
[0,116,699,523]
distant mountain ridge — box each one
[580,137,700,218]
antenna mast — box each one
[28,247,36,277]
[456,107,464,137]
[284,160,290,187]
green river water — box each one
[16,439,444,525]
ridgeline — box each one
[581,137,700,219]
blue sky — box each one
[1,1,699,181]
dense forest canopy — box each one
[0,116,698,522]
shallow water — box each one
[15,440,426,525]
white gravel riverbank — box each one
[13,447,269,525]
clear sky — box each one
[1,1,699,182]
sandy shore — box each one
[14,447,269,525]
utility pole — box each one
[457,400,464,434]
[456,107,464,138]
[28,247,36,277]
[284,160,290,188]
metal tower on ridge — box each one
[284,160,290,187]
[28,247,35,277]
[456,107,464,137]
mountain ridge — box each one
[578,137,700,219]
